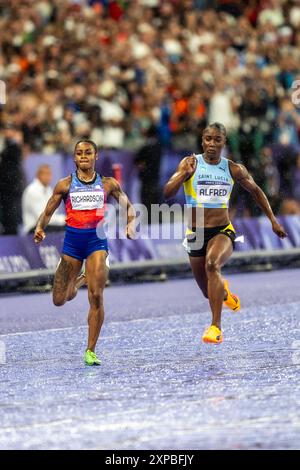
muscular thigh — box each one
[206,234,233,266]
[53,255,83,294]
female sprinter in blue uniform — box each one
[164,123,287,344]
[34,140,135,365]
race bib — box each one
[70,190,104,210]
[197,181,231,205]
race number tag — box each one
[70,190,104,210]
[197,181,231,205]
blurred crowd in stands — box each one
[1,0,300,233]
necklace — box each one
[77,171,96,183]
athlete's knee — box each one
[88,288,104,308]
[205,257,221,274]
[52,294,66,307]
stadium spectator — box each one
[135,125,162,222]
[0,124,23,235]
[22,164,65,234]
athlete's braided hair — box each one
[203,122,227,137]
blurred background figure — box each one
[135,126,162,223]
[0,124,23,235]
[279,198,300,216]
[22,164,65,234]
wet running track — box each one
[0,269,299,449]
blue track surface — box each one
[0,269,300,449]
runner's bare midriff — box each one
[189,207,230,229]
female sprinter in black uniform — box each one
[164,123,287,343]
[34,140,135,364]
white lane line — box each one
[0,313,198,338]
[1,300,299,339]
